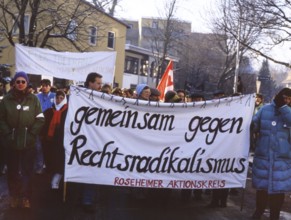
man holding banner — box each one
[80,72,103,212]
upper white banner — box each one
[15,44,116,84]
[64,86,255,189]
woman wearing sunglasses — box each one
[0,71,44,209]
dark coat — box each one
[0,89,44,150]
[42,104,68,174]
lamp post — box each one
[233,18,241,94]
[233,0,243,94]
[256,77,261,93]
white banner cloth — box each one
[15,44,116,84]
[64,86,255,189]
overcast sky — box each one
[115,0,291,66]
[115,0,216,33]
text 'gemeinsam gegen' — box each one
[69,106,243,145]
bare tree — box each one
[149,0,233,92]
[147,0,189,86]
[213,0,291,68]
[91,0,121,16]
[209,0,263,91]
[0,0,119,51]
[176,32,228,94]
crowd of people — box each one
[0,70,291,220]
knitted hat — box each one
[274,88,291,107]
[136,84,148,96]
[14,71,29,83]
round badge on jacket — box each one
[271,121,277,126]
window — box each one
[150,61,156,77]
[124,56,139,75]
[107,31,115,49]
[12,14,30,35]
[152,20,158,29]
[88,26,97,45]
[67,20,77,41]
[130,84,137,90]
[140,59,148,76]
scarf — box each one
[47,104,68,138]
[12,88,29,103]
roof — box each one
[80,0,130,28]
[125,44,179,62]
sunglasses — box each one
[16,80,26,84]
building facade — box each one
[123,17,184,88]
[0,0,128,88]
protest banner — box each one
[64,86,255,189]
[15,44,116,84]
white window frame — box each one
[88,26,97,46]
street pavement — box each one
[1,166,291,220]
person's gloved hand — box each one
[274,94,285,107]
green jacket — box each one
[0,89,45,150]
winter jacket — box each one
[0,89,45,150]
[41,104,68,174]
[37,92,55,112]
[252,102,291,193]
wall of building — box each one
[0,0,127,87]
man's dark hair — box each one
[40,79,51,86]
[84,72,102,88]
[256,93,263,99]
[176,89,186,96]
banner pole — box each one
[240,188,245,211]
[63,182,67,202]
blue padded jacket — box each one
[252,102,291,193]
